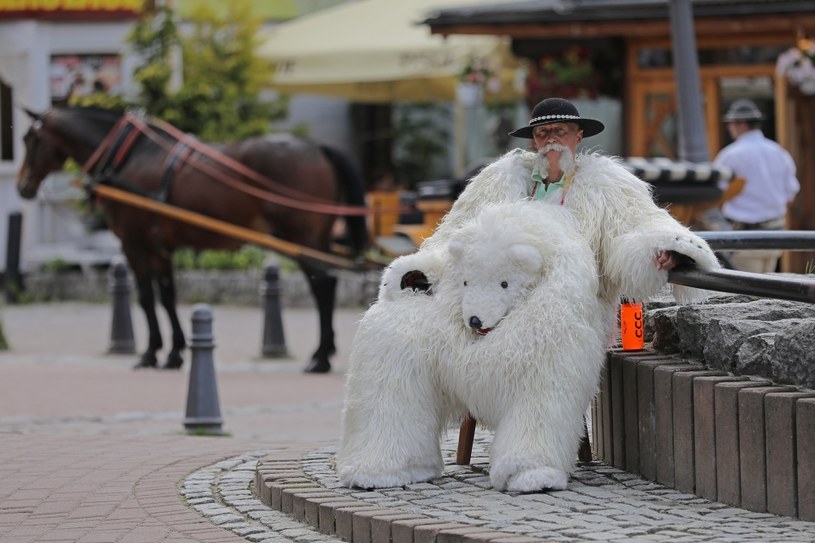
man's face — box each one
[532,122,583,157]
[726,120,744,140]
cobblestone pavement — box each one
[2,303,815,542]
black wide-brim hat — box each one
[509,97,605,139]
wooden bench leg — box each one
[456,413,477,465]
[456,413,592,465]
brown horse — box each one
[17,106,369,373]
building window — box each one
[1,78,13,162]
[50,54,122,105]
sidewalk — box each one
[1,303,815,542]
[0,302,356,543]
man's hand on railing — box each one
[655,250,679,271]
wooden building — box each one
[424,0,815,272]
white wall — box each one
[271,94,355,166]
[0,20,134,273]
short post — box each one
[260,263,288,358]
[5,211,22,304]
[108,260,136,354]
[183,304,224,434]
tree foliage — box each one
[128,2,178,114]
[158,1,287,141]
[76,0,287,142]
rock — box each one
[704,319,801,374]
[673,299,815,359]
[645,294,815,388]
[646,306,680,351]
[768,320,815,388]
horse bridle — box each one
[25,118,44,168]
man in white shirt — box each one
[713,99,800,273]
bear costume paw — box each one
[505,466,568,492]
[337,463,441,489]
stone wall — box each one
[20,266,381,309]
[592,349,815,521]
[591,293,815,521]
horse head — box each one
[17,108,69,200]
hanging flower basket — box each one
[776,39,815,96]
[525,46,601,106]
[457,55,503,105]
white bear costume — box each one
[337,150,720,491]
[422,150,721,336]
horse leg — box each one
[302,266,337,373]
[132,272,162,369]
[155,262,186,370]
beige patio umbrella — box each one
[256,0,524,103]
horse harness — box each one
[79,112,385,218]
[80,113,194,257]
[82,113,191,205]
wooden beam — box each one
[430,14,815,40]
[92,184,358,270]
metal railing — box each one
[697,230,815,251]
[668,230,815,304]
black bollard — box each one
[107,260,136,354]
[5,211,22,304]
[183,304,224,435]
[260,263,288,358]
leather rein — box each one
[81,112,404,217]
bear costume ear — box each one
[400,270,431,293]
[447,239,465,262]
[508,244,543,275]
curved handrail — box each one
[697,230,815,251]
[668,265,815,304]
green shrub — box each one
[172,245,269,270]
[0,319,8,350]
[40,258,75,272]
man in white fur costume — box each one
[337,97,720,491]
[340,202,607,491]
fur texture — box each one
[337,202,606,492]
[338,150,721,492]
[424,150,720,308]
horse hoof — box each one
[161,354,184,370]
[133,357,157,369]
[303,358,331,374]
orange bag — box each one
[620,302,644,351]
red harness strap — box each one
[82,113,147,178]
[81,114,132,174]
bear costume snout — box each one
[468,315,494,335]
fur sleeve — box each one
[604,213,721,303]
[581,155,720,303]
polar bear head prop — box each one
[447,231,542,336]
[445,201,595,337]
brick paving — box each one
[2,303,815,542]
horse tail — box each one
[319,145,369,255]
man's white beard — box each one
[535,143,576,179]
